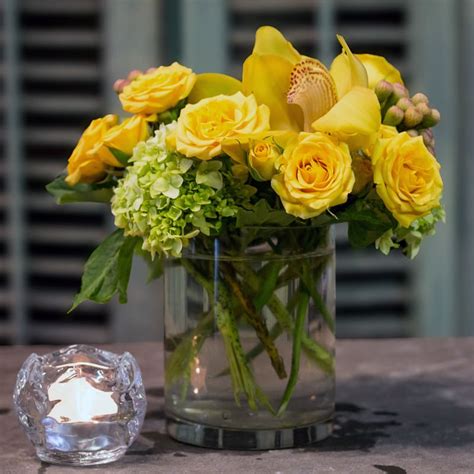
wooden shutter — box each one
[0,4,8,342]
[1,0,110,344]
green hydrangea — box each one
[376,206,445,259]
[111,122,255,257]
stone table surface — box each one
[0,339,473,474]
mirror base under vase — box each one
[166,415,333,450]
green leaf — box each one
[108,147,131,166]
[347,221,384,248]
[236,199,295,228]
[146,258,164,283]
[158,99,187,124]
[135,246,164,283]
[117,236,137,303]
[69,229,139,312]
[338,190,396,248]
[46,174,115,204]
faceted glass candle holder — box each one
[13,344,147,466]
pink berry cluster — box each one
[113,68,158,94]
[376,81,440,129]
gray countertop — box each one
[1,339,473,474]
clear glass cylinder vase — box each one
[164,225,335,450]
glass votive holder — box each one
[13,344,147,466]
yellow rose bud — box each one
[372,132,443,227]
[248,139,281,180]
[231,163,249,182]
[66,114,118,186]
[271,132,355,219]
[119,62,196,114]
[98,114,153,166]
[176,92,270,160]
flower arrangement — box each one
[48,27,443,419]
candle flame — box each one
[47,368,118,423]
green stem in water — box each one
[181,258,274,413]
[254,260,285,311]
[216,289,300,378]
[298,259,335,333]
[221,263,287,379]
[277,290,309,416]
[165,310,214,389]
[232,261,334,375]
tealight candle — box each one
[13,345,146,466]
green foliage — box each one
[375,229,400,255]
[146,257,164,283]
[376,206,445,259]
[46,174,114,204]
[338,190,396,248]
[108,147,131,166]
[236,199,295,228]
[157,99,187,124]
[135,246,164,283]
[69,229,138,311]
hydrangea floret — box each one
[111,122,255,257]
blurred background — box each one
[0,0,470,345]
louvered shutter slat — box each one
[21,63,100,81]
[22,0,98,15]
[3,1,111,343]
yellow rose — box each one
[271,132,355,218]
[119,62,196,114]
[66,114,118,186]
[176,92,270,160]
[97,115,153,166]
[364,124,398,157]
[372,132,443,227]
[378,124,398,140]
[247,139,281,180]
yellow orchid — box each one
[328,34,368,98]
[311,86,381,150]
[242,26,303,131]
[188,73,243,103]
[242,27,381,149]
[331,44,403,94]
[355,54,403,89]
